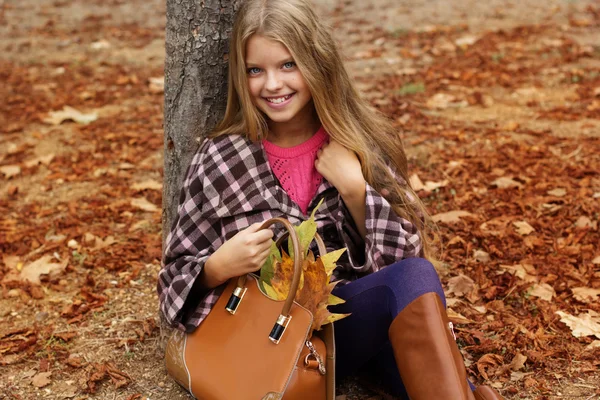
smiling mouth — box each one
[264,93,294,104]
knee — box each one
[385,258,446,307]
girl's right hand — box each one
[200,223,274,289]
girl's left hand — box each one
[315,140,365,197]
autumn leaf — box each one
[43,105,98,125]
[319,248,347,276]
[572,287,600,303]
[528,283,555,302]
[31,371,52,388]
[288,198,324,259]
[446,274,476,297]
[260,203,349,333]
[267,250,295,300]
[3,255,68,285]
[0,165,21,179]
[555,311,600,339]
[432,210,474,223]
[130,197,159,212]
[513,221,535,236]
[258,240,282,290]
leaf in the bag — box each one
[269,251,295,298]
[296,258,329,313]
[319,248,347,276]
[262,283,285,301]
[259,240,281,289]
[297,257,350,332]
[328,294,346,306]
[312,302,350,332]
[288,198,324,259]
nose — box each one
[265,71,283,92]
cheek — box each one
[247,79,262,98]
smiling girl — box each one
[158,0,503,399]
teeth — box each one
[266,94,292,104]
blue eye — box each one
[283,61,296,69]
[247,67,261,75]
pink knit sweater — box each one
[263,127,328,214]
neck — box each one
[266,104,321,148]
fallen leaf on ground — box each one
[575,216,596,230]
[83,233,116,251]
[572,287,600,303]
[593,256,600,265]
[474,249,490,263]
[426,93,468,109]
[32,372,52,388]
[409,173,449,192]
[130,198,159,212]
[477,353,504,380]
[547,188,567,197]
[455,35,478,47]
[3,255,68,284]
[0,165,21,178]
[509,353,527,371]
[90,40,110,49]
[24,154,55,168]
[491,176,523,189]
[499,264,538,283]
[447,274,475,297]
[555,310,600,339]
[447,308,473,324]
[585,341,600,351]
[432,210,474,223]
[528,283,555,301]
[511,371,534,382]
[43,106,98,125]
[148,77,164,94]
[132,179,162,191]
[513,221,535,236]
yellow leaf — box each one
[289,198,324,259]
[319,248,346,276]
[328,294,346,306]
[262,283,283,301]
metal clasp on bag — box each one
[225,286,247,314]
[304,340,326,375]
[269,314,292,344]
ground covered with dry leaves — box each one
[1,0,599,399]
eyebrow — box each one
[245,58,294,67]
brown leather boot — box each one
[388,292,476,399]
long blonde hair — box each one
[212,0,437,260]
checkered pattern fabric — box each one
[157,134,422,332]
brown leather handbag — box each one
[165,217,336,400]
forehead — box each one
[245,34,293,64]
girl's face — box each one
[245,35,315,131]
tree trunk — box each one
[160,0,241,350]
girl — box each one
[158,0,504,399]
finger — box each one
[253,228,274,242]
[245,222,263,233]
[258,238,273,252]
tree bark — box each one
[161,0,241,349]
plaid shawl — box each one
[157,134,422,332]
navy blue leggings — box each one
[330,258,474,398]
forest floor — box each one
[1,0,599,399]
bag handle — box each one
[225,217,325,344]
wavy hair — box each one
[212,0,437,260]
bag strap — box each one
[229,217,304,344]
